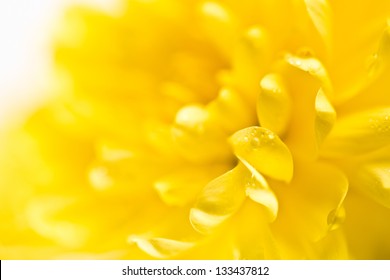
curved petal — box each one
[26,196,89,249]
[315,88,337,146]
[321,107,390,157]
[128,236,194,259]
[285,54,333,97]
[272,161,348,242]
[190,165,247,234]
[197,1,239,59]
[154,164,228,207]
[310,229,349,259]
[337,24,390,115]
[172,104,231,163]
[232,200,280,259]
[344,191,390,259]
[207,87,256,133]
[279,54,334,159]
[242,164,278,222]
[230,25,273,102]
[230,126,293,182]
[304,0,333,52]
[328,0,390,104]
[346,162,390,208]
[257,73,292,137]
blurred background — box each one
[0,0,121,126]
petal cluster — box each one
[1,0,390,259]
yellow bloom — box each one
[1,0,390,259]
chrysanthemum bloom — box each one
[1,0,390,259]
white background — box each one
[1,260,390,280]
[0,0,120,126]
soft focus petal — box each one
[344,191,390,259]
[128,236,194,259]
[321,107,390,157]
[232,200,280,259]
[304,0,332,51]
[328,0,390,104]
[337,24,390,115]
[345,161,390,208]
[272,161,348,244]
[154,164,228,206]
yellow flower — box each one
[1,0,390,259]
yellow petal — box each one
[347,162,390,208]
[369,22,390,76]
[26,197,89,249]
[285,54,332,97]
[198,1,239,59]
[242,164,278,221]
[272,161,348,242]
[311,228,349,259]
[230,126,293,182]
[315,88,337,146]
[344,191,390,259]
[281,53,335,159]
[328,1,390,104]
[337,24,390,115]
[190,165,246,234]
[304,0,332,52]
[207,87,256,133]
[172,104,231,163]
[90,140,177,193]
[257,73,292,136]
[230,26,273,102]
[232,200,280,259]
[154,164,228,207]
[128,236,193,259]
[321,107,390,157]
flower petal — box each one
[344,191,390,259]
[304,0,332,51]
[190,165,246,234]
[198,1,239,59]
[272,161,348,242]
[321,107,390,157]
[328,1,390,104]
[347,162,390,208]
[285,54,332,97]
[281,53,335,159]
[172,104,231,162]
[230,26,273,102]
[337,24,390,115]
[230,126,293,182]
[242,164,278,222]
[232,200,280,259]
[315,88,337,146]
[26,196,89,249]
[257,73,292,137]
[154,164,228,207]
[128,236,194,259]
[207,87,256,133]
